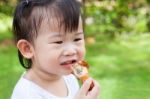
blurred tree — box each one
[146,0,150,31]
[83,0,150,39]
[0,0,150,39]
[0,0,17,15]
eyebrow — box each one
[75,32,84,36]
[48,32,62,38]
[49,32,83,38]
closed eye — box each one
[53,41,63,44]
[74,38,82,42]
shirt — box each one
[11,73,79,99]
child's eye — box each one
[53,41,63,44]
[74,38,82,42]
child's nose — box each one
[62,45,77,56]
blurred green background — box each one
[0,0,150,99]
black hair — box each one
[13,0,81,69]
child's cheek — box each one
[79,48,86,59]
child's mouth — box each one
[60,60,77,69]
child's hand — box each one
[74,78,100,99]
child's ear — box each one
[17,39,34,59]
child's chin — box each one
[63,71,72,75]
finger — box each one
[88,80,100,98]
[80,78,93,95]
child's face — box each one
[31,18,85,76]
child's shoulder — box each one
[11,73,41,99]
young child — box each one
[11,0,100,99]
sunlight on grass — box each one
[0,13,12,33]
[0,13,12,41]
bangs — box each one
[30,0,81,37]
[55,0,81,32]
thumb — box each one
[79,78,93,95]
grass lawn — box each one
[86,33,150,99]
[0,45,23,99]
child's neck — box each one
[25,69,62,83]
[24,69,68,97]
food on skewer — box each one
[72,60,94,91]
